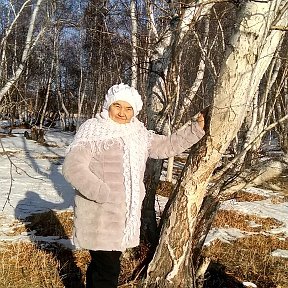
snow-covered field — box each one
[0,124,287,264]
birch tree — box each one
[0,0,45,103]
[241,53,283,165]
[0,0,31,82]
[130,0,138,88]
[275,62,288,152]
[142,0,215,247]
[143,0,288,286]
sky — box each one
[0,121,287,286]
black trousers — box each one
[86,250,122,288]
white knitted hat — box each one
[103,83,143,116]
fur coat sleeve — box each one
[148,121,205,159]
[62,146,113,203]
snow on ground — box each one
[202,185,288,246]
[0,125,287,261]
[0,127,75,247]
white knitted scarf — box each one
[67,112,152,249]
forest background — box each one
[0,0,288,287]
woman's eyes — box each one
[113,103,132,111]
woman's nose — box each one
[118,109,125,116]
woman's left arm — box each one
[148,119,205,159]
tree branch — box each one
[212,114,288,182]
[0,138,45,211]
[270,26,288,31]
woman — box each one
[62,83,205,288]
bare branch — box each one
[0,0,44,103]
[0,138,45,210]
[270,26,288,31]
[0,0,32,48]
[212,114,288,182]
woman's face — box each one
[108,100,134,124]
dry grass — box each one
[0,242,63,288]
[1,210,145,288]
[10,211,73,238]
[266,169,288,193]
[213,209,282,232]
[119,244,150,286]
[203,180,288,288]
[0,134,14,138]
[0,237,91,287]
[25,210,74,238]
[0,240,145,288]
[156,180,175,197]
[232,190,267,202]
[0,150,18,156]
[0,210,90,288]
[7,220,26,236]
[203,235,288,288]
[154,181,288,287]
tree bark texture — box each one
[130,0,138,88]
[144,1,288,287]
[143,0,213,248]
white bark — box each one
[76,69,86,130]
[0,0,32,80]
[243,55,281,160]
[130,0,138,87]
[39,63,53,130]
[147,1,213,131]
[144,1,288,287]
[0,0,44,103]
[174,17,211,126]
[145,0,158,41]
[55,31,70,128]
[210,0,287,149]
[166,117,174,182]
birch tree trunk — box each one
[130,0,138,88]
[0,0,44,103]
[165,16,211,182]
[76,69,86,130]
[274,62,288,153]
[0,0,32,81]
[39,24,58,131]
[146,2,213,131]
[39,62,54,131]
[76,29,86,130]
[55,36,70,130]
[144,1,288,287]
[242,55,282,165]
[142,0,213,247]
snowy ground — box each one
[0,124,287,263]
[0,126,75,248]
